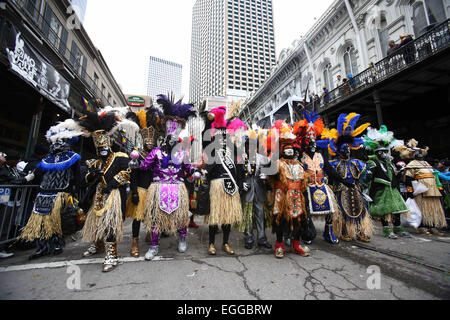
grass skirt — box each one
[19,192,68,242]
[415,194,447,228]
[82,189,123,243]
[125,187,147,221]
[204,179,242,226]
[143,183,189,234]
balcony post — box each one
[372,89,384,126]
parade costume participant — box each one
[19,119,83,260]
[77,111,132,272]
[363,126,410,238]
[140,95,197,261]
[268,121,309,258]
[238,127,272,250]
[294,111,347,244]
[317,113,373,242]
[125,106,163,257]
[202,106,247,255]
[395,140,447,235]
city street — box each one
[0,217,448,300]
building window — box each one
[323,63,333,90]
[412,0,446,37]
[343,46,358,76]
[70,41,87,79]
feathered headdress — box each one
[267,120,296,154]
[293,110,325,150]
[156,94,197,129]
[126,106,163,152]
[363,125,404,152]
[317,113,370,156]
[393,138,429,160]
[45,119,84,144]
[77,111,120,149]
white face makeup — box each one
[284,148,294,157]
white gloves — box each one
[243,182,250,191]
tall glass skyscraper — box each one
[189,0,276,105]
[146,56,183,102]
[69,0,88,23]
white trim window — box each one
[412,0,447,37]
[323,63,334,90]
[343,45,358,77]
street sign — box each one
[0,187,11,204]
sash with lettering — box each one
[219,150,238,196]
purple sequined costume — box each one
[140,147,193,241]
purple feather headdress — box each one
[156,94,197,128]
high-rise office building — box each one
[146,56,183,101]
[69,0,88,23]
[189,0,276,105]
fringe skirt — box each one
[415,194,447,228]
[238,201,272,233]
[332,189,374,240]
[19,192,68,242]
[82,189,124,243]
[204,179,242,226]
[143,183,189,235]
[125,187,147,221]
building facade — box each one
[146,56,183,101]
[238,0,450,158]
[239,0,450,124]
[189,0,276,105]
[0,0,126,159]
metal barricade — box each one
[0,185,39,245]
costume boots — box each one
[274,241,285,259]
[102,242,118,272]
[292,240,310,257]
[130,237,139,257]
[323,224,339,244]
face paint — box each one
[284,148,294,157]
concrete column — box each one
[373,90,384,126]
[303,42,318,95]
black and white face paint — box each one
[98,146,110,158]
[284,148,294,157]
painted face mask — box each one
[50,138,69,154]
[284,148,294,157]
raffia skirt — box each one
[82,189,124,243]
[125,187,147,221]
[143,182,189,235]
[19,192,68,242]
[204,179,242,226]
[415,194,447,228]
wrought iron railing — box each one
[10,0,117,109]
[320,18,450,111]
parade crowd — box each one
[1,94,449,272]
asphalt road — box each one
[0,216,449,300]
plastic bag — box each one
[401,198,422,228]
[300,215,317,242]
[412,180,428,196]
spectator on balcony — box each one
[347,73,357,91]
[399,33,416,65]
[336,75,342,87]
[322,86,330,105]
[387,40,399,56]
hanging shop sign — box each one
[127,96,145,107]
[4,25,71,113]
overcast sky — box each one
[84,0,335,101]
